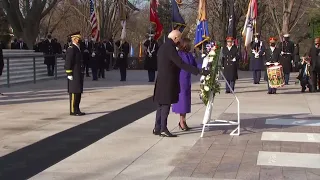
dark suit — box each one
[81,41,92,76]
[144,39,159,82]
[221,45,240,92]
[90,42,99,80]
[115,40,130,81]
[97,42,106,78]
[43,39,57,76]
[65,44,84,114]
[309,46,320,91]
[153,39,199,132]
[278,40,294,84]
[17,42,28,50]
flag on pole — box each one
[194,0,210,48]
[139,41,142,58]
[227,0,236,38]
[90,0,100,41]
[242,0,258,47]
[150,0,163,40]
[172,0,186,32]
[119,0,127,40]
[130,44,134,57]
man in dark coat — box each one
[153,30,209,137]
[308,37,320,92]
[81,36,91,77]
[90,39,99,81]
[115,39,130,81]
[17,38,28,50]
[221,36,240,93]
[0,41,4,76]
[97,41,106,79]
[65,31,85,116]
[144,34,159,82]
[250,33,265,84]
[105,37,114,71]
[278,34,295,85]
[264,37,280,94]
[11,38,18,49]
[43,34,57,76]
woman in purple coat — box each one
[172,38,197,131]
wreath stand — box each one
[200,70,240,137]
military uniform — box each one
[43,37,57,76]
[221,37,240,93]
[115,40,130,81]
[65,32,85,116]
[264,37,280,94]
[278,34,294,85]
[144,37,159,82]
[81,40,92,77]
[250,33,265,84]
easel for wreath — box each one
[200,63,240,137]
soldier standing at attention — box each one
[65,31,86,116]
[278,34,294,85]
[250,33,265,84]
[221,37,240,93]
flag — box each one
[227,0,236,38]
[130,44,134,57]
[242,0,258,47]
[139,41,142,58]
[150,0,163,40]
[194,0,210,48]
[171,0,186,32]
[90,0,100,41]
[119,0,127,40]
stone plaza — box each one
[0,70,320,180]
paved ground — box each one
[0,70,319,180]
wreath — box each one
[199,41,221,105]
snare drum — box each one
[267,65,285,88]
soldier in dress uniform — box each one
[115,38,130,81]
[81,36,91,77]
[221,36,240,93]
[250,33,265,84]
[278,34,294,85]
[65,31,86,116]
[144,33,159,82]
[43,34,57,76]
[264,37,280,94]
[90,38,99,81]
[308,37,320,92]
[105,37,114,71]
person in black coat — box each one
[221,37,240,93]
[11,38,18,49]
[65,31,85,116]
[153,30,209,137]
[115,39,130,81]
[297,56,312,92]
[81,37,92,77]
[264,37,280,94]
[17,38,28,50]
[0,41,4,77]
[105,37,114,71]
[278,34,295,85]
[43,34,57,76]
[308,37,320,92]
[97,41,106,79]
[90,39,99,81]
[250,33,265,84]
[144,34,159,82]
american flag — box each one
[90,0,99,42]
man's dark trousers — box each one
[311,71,319,91]
[120,66,127,81]
[69,93,81,114]
[155,104,170,132]
[253,70,261,84]
[148,70,155,82]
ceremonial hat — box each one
[283,34,290,37]
[69,31,81,39]
[226,36,233,41]
[269,37,277,43]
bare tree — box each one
[2,0,58,47]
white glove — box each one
[84,49,89,53]
[201,54,206,58]
[63,49,66,53]
[232,58,236,62]
[274,62,279,66]
[281,51,284,55]
[67,76,73,80]
[92,52,96,57]
[266,62,271,65]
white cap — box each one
[283,34,290,37]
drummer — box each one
[264,37,280,94]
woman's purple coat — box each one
[172,51,197,114]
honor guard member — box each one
[65,31,86,116]
[144,33,159,82]
[115,38,130,81]
[250,33,265,84]
[264,37,280,94]
[278,33,294,85]
[221,37,240,93]
[81,36,92,77]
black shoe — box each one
[178,122,189,131]
[70,112,86,116]
[153,129,160,135]
[225,91,230,94]
[86,75,90,77]
[267,92,272,94]
[160,130,177,137]
[120,79,126,81]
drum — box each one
[267,65,285,88]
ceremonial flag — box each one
[139,41,142,58]
[130,44,134,57]
[242,0,258,47]
[119,0,127,40]
[194,0,210,48]
[90,0,100,41]
[227,0,236,38]
[150,0,163,40]
[171,0,186,32]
